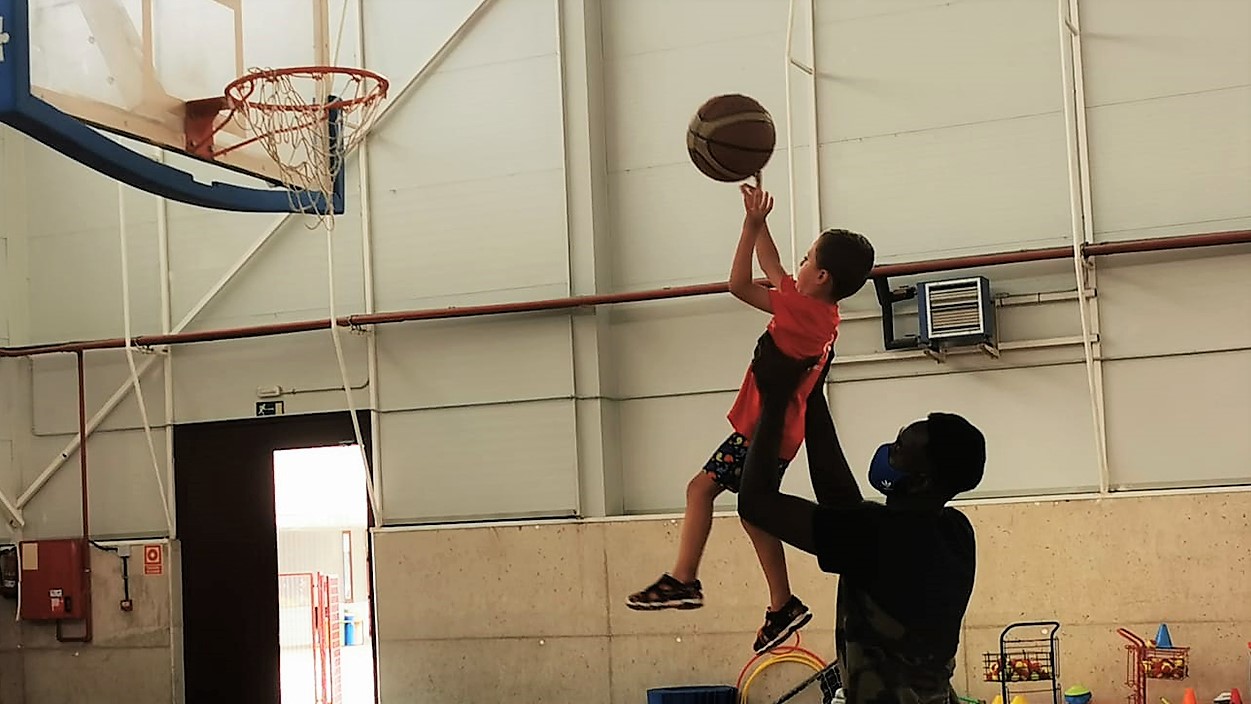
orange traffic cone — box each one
[1230,688,1243,704]
[1181,688,1197,704]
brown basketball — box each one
[686,94,776,182]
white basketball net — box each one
[226,67,388,230]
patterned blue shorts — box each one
[702,432,790,494]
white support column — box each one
[785,0,823,264]
[559,0,621,517]
[153,150,176,539]
[784,0,801,270]
[805,0,821,234]
[354,0,384,520]
[150,148,184,703]
[1,130,31,530]
[0,130,31,344]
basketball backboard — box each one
[25,0,337,187]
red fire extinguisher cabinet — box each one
[18,539,88,621]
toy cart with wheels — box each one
[1116,628,1189,704]
[982,621,1062,704]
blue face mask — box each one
[868,443,910,495]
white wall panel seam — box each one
[1086,83,1249,110]
[816,110,1063,147]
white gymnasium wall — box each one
[0,132,8,348]
[1,0,1248,539]
[1,123,12,355]
[363,0,580,523]
[8,0,580,538]
[604,0,1251,511]
[1076,0,1251,490]
[1,127,13,546]
[607,0,1084,510]
[1,123,28,546]
[1082,0,1250,242]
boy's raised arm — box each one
[729,184,775,313]
[754,221,788,288]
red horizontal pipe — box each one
[2,229,1248,358]
[871,245,1074,277]
[1083,229,1251,256]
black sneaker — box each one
[625,574,704,610]
[753,595,813,653]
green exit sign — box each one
[256,401,284,416]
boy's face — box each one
[795,241,830,297]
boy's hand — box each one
[741,182,773,229]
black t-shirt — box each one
[813,501,976,704]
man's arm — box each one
[739,336,882,574]
[729,185,774,313]
[804,355,863,507]
[736,336,822,555]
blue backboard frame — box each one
[0,0,344,214]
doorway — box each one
[274,444,375,704]
[174,411,374,704]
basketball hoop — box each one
[221,66,389,229]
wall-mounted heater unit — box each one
[916,276,997,359]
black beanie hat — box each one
[925,412,986,496]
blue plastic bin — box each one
[343,613,361,646]
[646,685,737,704]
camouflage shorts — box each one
[838,642,959,704]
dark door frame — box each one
[173,410,374,704]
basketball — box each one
[686,94,777,183]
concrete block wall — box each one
[372,491,1251,703]
[0,542,174,704]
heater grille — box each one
[920,278,992,341]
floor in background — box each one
[340,642,377,704]
[280,641,376,704]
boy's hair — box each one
[925,412,986,499]
[814,228,875,300]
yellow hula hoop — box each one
[738,652,827,703]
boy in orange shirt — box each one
[627,183,875,654]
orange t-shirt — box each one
[726,275,840,461]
